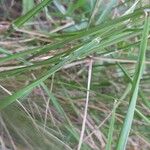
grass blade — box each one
[116,10,150,150]
[12,0,52,28]
[0,37,101,109]
[96,0,117,24]
[22,0,34,15]
[105,100,117,150]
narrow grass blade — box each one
[117,61,150,110]
[116,11,150,150]
[123,0,139,16]
[88,0,102,26]
[41,83,64,115]
[0,47,11,55]
[22,0,34,15]
[12,0,52,28]
[0,31,137,78]
[117,64,150,126]
[53,0,66,15]
[96,0,117,24]
[0,37,101,109]
[105,101,117,150]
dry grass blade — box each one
[77,59,93,150]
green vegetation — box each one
[0,0,150,150]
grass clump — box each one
[0,0,150,150]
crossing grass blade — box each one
[117,63,150,126]
[11,0,52,29]
[1,8,147,64]
[0,37,101,109]
[96,0,117,24]
[0,30,141,78]
[116,11,150,150]
[116,63,150,126]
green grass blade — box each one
[22,0,34,15]
[41,83,64,115]
[0,37,101,109]
[105,101,116,150]
[117,61,150,110]
[117,63,150,125]
[96,0,117,24]
[88,0,102,26]
[12,0,52,28]
[0,47,11,55]
[116,11,150,150]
